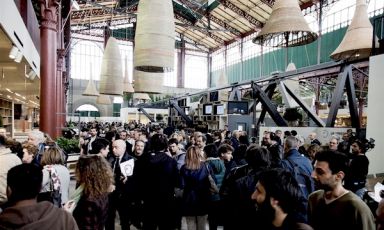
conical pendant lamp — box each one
[217,71,229,101]
[123,56,134,93]
[99,37,123,95]
[285,62,297,72]
[216,71,228,87]
[280,62,299,108]
[96,94,112,105]
[82,63,99,96]
[330,0,378,61]
[133,0,175,73]
[253,0,318,47]
[133,93,151,101]
[133,70,164,94]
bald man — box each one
[106,139,135,230]
[308,132,321,146]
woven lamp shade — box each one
[253,0,317,47]
[96,94,112,105]
[123,76,135,93]
[285,62,297,72]
[123,57,134,93]
[133,93,151,101]
[283,62,299,108]
[133,70,164,94]
[99,37,123,95]
[133,0,175,73]
[82,64,99,96]
[83,79,99,96]
[330,0,378,61]
[216,71,228,87]
[217,71,229,101]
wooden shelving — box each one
[0,98,13,136]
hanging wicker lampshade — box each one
[133,0,175,73]
[96,94,112,105]
[133,93,151,101]
[252,0,318,47]
[123,57,134,93]
[99,37,123,95]
[285,62,297,72]
[133,93,151,105]
[330,0,378,61]
[216,71,228,87]
[133,70,164,94]
[217,71,229,101]
[282,62,299,108]
[82,63,99,96]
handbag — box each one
[37,166,62,207]
[205,164,219,194]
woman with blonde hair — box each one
[72,154,114,230]
[180,146,212,230]
[39,146,70,205]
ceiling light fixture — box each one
[27,70,37,80]
[9,46,19,59]
[14,51,23,63]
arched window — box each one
[75,104,100,117]
[71,40,104,80]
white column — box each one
[366,54,384,175]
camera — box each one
[354,138,375,153]
[366,138,375,152]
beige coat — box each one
[0,147,21,205]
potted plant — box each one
[56,136,80,154]
[283,107,303,127]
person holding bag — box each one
[38,146,70,207]
[37,165,62,207]
[71,154,114,230]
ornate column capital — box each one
[39,0,59,31]
[57,48,65,71]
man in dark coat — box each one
[105,139,135,230]
[142,134,180,230]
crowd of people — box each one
[0,122,383,230]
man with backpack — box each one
[280,136,314,223]
[281,136,314,198]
